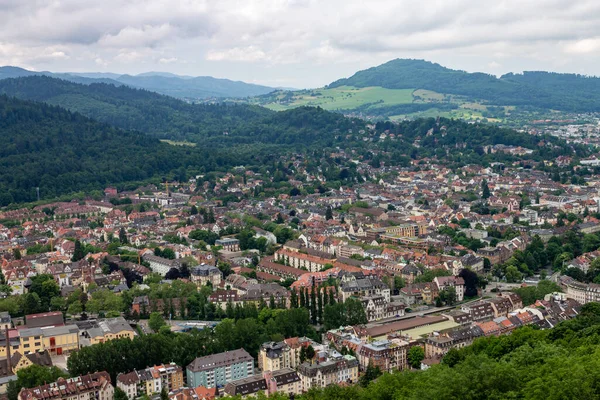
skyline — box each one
[1,0,600,88]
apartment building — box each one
[297,355,359,391]
[356,339,409,372]
[117,363,184,399]
[18,372,113,400]
[258,341,300,372]
[186,349,254,389]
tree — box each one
[305,345,315,360]
[359,364,382,387]
[439,287,457,305]
[345,298,368,326]
[482,179,490,199]
[160,387,168,400]
[325,206,333,221]
[408,346,425,369]
[114,387,129,400]
[72,240,85,261]
[148,312,166,332]
[119,227,128,244]
[13,248,21,260]
[505,265,523,283]
[190,205,198,215]
[458,268,479,297]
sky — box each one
[1,0,600,88]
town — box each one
[0,138,598,400]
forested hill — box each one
[0,95,253,205]
[0,76,359,144]
[328,59,600,112]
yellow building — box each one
[0,325,79,357]
[86,318,136,345]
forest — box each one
[0,78,589,206]
[329,59,600,112]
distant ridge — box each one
[0,66,276,99]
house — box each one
[117,363,184,399]
[190,265,223,287]
[339,277,390,303]
[258,341,300,372]
[215,238,240,252]
[297,355,359,391]
[142,254,181,276]
[356,339,409,372]
[433,276,465,302]
[223,375,266,398]
[18,372,113,400]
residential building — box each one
[258,341,299,372]
[190,265,223,287]
[187,349,254,389]
[117,363,184,399]
[18,372,113,400]
[356,339,409,372]
[297,355,359,391]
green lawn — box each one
[261,86,414,111]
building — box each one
[360,296,405,322]
[433,276,465,302]
[264,368,302,397]
[258,341,299,372]
[24,312,63,328]
[339,277,390,303]
[0,350,53,394]
[297,355,359,391]
[78,317,135,345]
[117,363,184,399]
[190,265,223,287]
[356,339,409,372]
[6,325,80,357]
[187,349,254,389]
[18,372,113,400]
[0,312,12,330]
[215,238,240,252]
[223,375,266,398]
[560,276,600,304]
[142,254,181,276]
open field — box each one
[261,86,414,111]
[160,139,197,147]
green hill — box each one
[329,59,600,112]
[251,59,600,121]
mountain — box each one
[0,94,224,205]
[113,74,274,98]
[329,59,600,112]
[0,79,366,204]
[252,59,600,121]
[0,66,276,99]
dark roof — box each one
[223,375,266,396]
[187,349,253,372]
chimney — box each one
[6,326,11,374]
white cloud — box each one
[563,38,600,54]
[206,46,268,62]
[0,0,600,86]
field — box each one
[160,139,197,147]
[259,86,414,111]
[252,86,513,123]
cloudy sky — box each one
[1,0,600,88]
